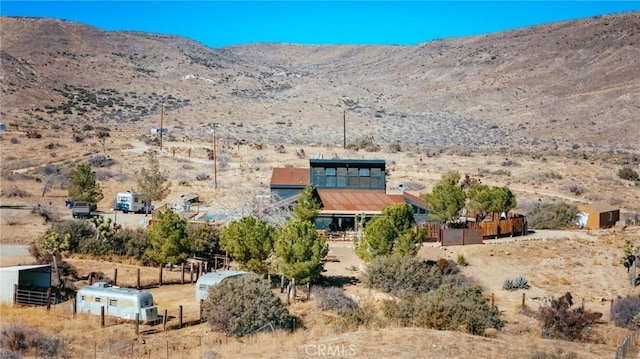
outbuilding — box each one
[0,264,51,305]
[195,270,246,301]
[577,202,620,230]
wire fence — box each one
[615,332,635,359]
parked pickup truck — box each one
[69,201,93,218]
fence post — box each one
[101,306,105,327]
[73,296,77,317]
[581,298,585,312]
[89,272,93,285]
[190,263,194,284]
[491,293,495,307]
[135,313,139,335]
[113,268,118,286]
[163,309,168,331]
[13,284,17,306]
[181,263,185,284]
[522,293,525,308]
[179,305,183,329]
[137,269,141,290]
[46,287,52,311]
[200,299,204,322]
[159,265,163,286]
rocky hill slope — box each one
[1,12,639,150]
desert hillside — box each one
[1,12,639,150]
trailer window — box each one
[80,295,86,301]
[95,297,102,303]
[144,300,150,306]
[109,299,118,306]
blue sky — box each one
[1,1,638,48]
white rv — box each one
[115,192,153,213]
[76,282,158,323]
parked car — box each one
[69,201,95,218]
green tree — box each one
[68,163,103,204]
[355,203,422,262]
[136,151,171,208]
[220,216,274,273]
[274,219,328,284]
[489,186,517,217]
[621,240,635,273]
[292,185,321,222]
[146,210,190,264]
[187,222,220,258]
[466,184,492,221]
[421,171,466,223]
[38,230,70,286]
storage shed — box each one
[0,264,51,305]
[195,270,246,301]
[577,202,620,230]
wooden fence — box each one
[419,215,527,246]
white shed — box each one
[0,264,51,305]
[195,270,246,301]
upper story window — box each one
[325,168,336,176]
[359,168,370,177]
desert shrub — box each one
[72,133,84,143]
[456,254,467,266]
[2,186,30,198]
[612,296,640,328]
[202,273,293,337]
[528,348,578,359]
[387,142,402,153]
[9,137,19,144]
[562,182,586,196]
[534,171,563,183]
[94,170,112,181]
[526,202,578,229]
[501,159,519,167]
[312,286,357,311]
[537,292,602,341]
[618,167,640,182]
[50,219,96,253]
[87,154,115,168]
[311,287,376,331]
[196,173,210,181]
[41,164,60,176]
[120,228,151,263]
[0,323,63,357]
[347,135,380,152]
[400,181,425,191]
[361,256,443,295]
[29,203,58,223]
[382,282,502,335]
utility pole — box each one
[343,109,346,149]
[159,102,164,151]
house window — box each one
[608,211,613,222]
[325,168,336,176]
[359,168,370,177]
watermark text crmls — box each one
[304,343,357,357]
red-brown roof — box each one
[270,168,310,186]
[317,189,405,212]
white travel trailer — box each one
[195,270,246,301]
[115,192,153,213]
[76,282,158,323]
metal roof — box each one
[270,168,310,186]
[0,264,50,272]
[317,189,403,211]
[577,202,619,214]
[196,270,246,286]
[309,159,386,166]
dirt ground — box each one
[1,128,640,358]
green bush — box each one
[361,256,443,295]
[618,167,640,182]
[202,273,293,337]
[526,202,578,229]
[382,282,503,335]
